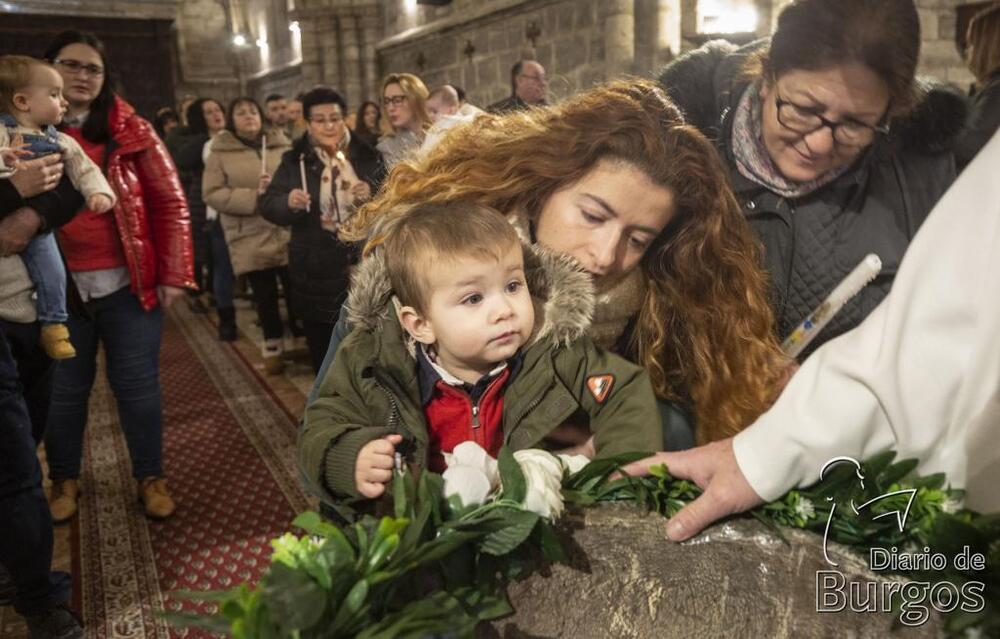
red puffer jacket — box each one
[63,97,195,310]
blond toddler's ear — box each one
[397,305,436,345]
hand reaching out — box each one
[618,438,764,541]
[355,434,403,498]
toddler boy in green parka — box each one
[300,202,662,509]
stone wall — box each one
[915,0,974,88]
[376,0,647,109]
[371,0,971,111]
[173,0,240,106]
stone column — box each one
[359,7,381,103]
[340,12,362,106]
[603,0,636,76]
[658,0,681,63]
[319,14,341,88]
[298,13,323,87]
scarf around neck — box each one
[731,82,851,199]
[507,210,646,351]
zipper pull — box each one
[472,404,480,429]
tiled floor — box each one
[0,300,314,638]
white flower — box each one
[444,441,499,487]
[442,464,493,508]
[794,498,816,520]
[941,497,962,514]
[513,449,565,519]
[557,454,590,476]
[964,627,983,639]
[441,442,501,508]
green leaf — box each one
[480,509,539,556]
[367,533,401,572]
[260,562,328,633]
[498,446,527,503]
[291,511,340,539]
[535,520,568,563]
[392,469,410,520]
[878,458,919,488]
[563,451,650,491]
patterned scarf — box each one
[313,130,361,232]
[731,83,850,199]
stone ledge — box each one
[487,504,943,638]
[3,0,179,20]
[375,0,566,52]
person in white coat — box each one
[623,131,1000,541]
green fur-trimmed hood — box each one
[344,241,595,349]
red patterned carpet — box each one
[74,305,313,638]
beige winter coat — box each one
[203,130,291,275]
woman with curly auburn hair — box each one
[307,79,791,447]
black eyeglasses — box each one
[382,95,407,107]
[774,93,889,147]
[54,58,105,78]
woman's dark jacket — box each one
[167,126,210,265]
[258,134,385,324]
[658,40,966,357]
[955,72,1000,169]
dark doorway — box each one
[0,13,175,121]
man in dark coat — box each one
[487,60,549,113]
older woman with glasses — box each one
[259,87,385,372]
[658,0,966,357]
[376,73,432,169]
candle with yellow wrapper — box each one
[782,254,883,358]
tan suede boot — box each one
[262,338,285,375]
[39,324,76,360]
[49,480,79,523]
[138,477,176,520]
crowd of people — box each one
[0,0,998,636]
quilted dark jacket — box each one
[658,40,966,357]
[258,133,385,323]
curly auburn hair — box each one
[345,79,791,443]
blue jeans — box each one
[20,233,67,324]
[45,287,165,480]
[209,220,234,309]
[0,321,71,616]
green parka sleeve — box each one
[299,330,396,504]
[554,338,664,458]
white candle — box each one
[261,135,267,173]
[299,154,307,192]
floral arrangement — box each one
[167,446,998,638]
